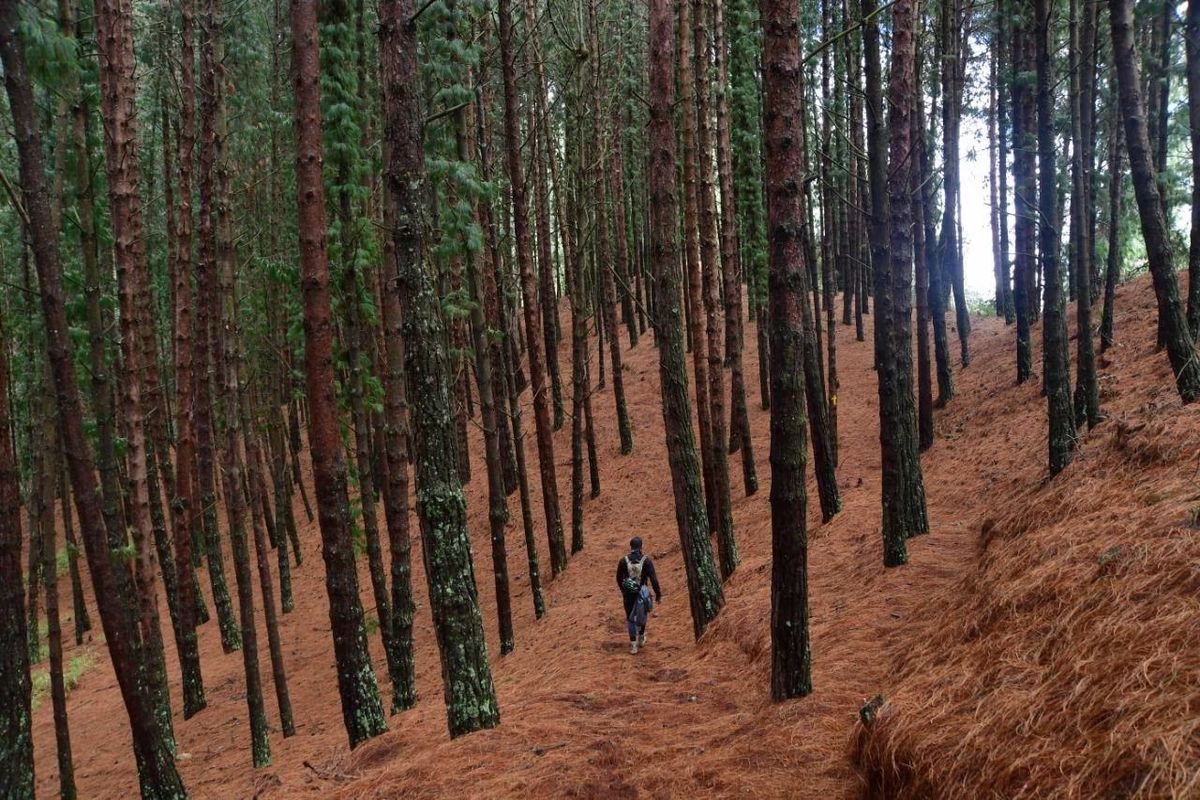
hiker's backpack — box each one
[621,554,644,595]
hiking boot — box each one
[638,632,647,647]
[630,641,638,655]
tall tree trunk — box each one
[71,0,125,558]
[522,2,566,434]
[877,0,928,565]
[208,0,271,760]
[195,0,241,652]
[1100,74,1124,353]
[1109,0,1200,401]
[693,0,739,578]
[382,0,502,737]
[0,10,187,794]
[647,0,725,639]
[997,4,1014,324]
[819,0,841,464]
[289,0,387,748]
[1187,0,1200,332]
[761,0,812,701]
[678,0,718,534]
[242,405,296,738]
[713,0,757,497]
[914,72,935,453]
[378,143,419,712]
[459,95,514,656]
[94,0,176,745]
[500,0,567,577]
[610,102,640,350]
[1036,0,1077,475]
[563,111,591,557]
[1012,21,1036,385]
[989,32,1005,318]
[591,4,634,457]
[37,404,76,800]
[791,49,842,523]
[168,0,207,716]
[1070,0,1101,429]
[60,466,90,646]
[478,83,544,616]
[0,317,33,798]
[941,0,970,369]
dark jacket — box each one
[616,550,661,601]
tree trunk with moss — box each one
[647,0,724,640]
[382,0,501,737]
[1,7,187,793]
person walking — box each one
[616,537,662,654]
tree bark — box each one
[693,0,739,578]
[761,0,813,701]
[713,0,757,497]
[39,428,76,800]
[0,8,187,793]
[94,0,176,745]
[914,68,935,452]
[195,0,241,652]
[678,0,718,535]
[500,0,568,577]
[591,4,634,457]
[382,0,501,737]
[0,310,34,798]
[1012,22,1036,385]
[289,0,387,748]
[877,0,928,564]
[1100,79,1124,352]
[459,95,514,656]
[378,142,419,712]
[242,404,296,738]
[1070,0,1100,429]
[647,0,725,639]
[1036,0,1077,475]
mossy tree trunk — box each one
[647,0,724,640]
[382,0,501,738]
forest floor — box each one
[29,271,1197,799]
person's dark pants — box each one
[622,592,644,642]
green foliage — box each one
[30,648,97,712]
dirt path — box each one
[31,291,1070,798]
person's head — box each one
[630,536,642,552]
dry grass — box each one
[852,398,1200,799]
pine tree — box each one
[0,309,34,799]
[1011,16,1036,385]
[1,5,187,792]
[382,0,501,737]
[761,0,812,700]
[501,0,568,577]
[1036,0,1077,475]
[647,0,724,639]
[875,0,928,565]
[289,0,387,748]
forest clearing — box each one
[2,0,1200,797]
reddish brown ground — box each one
[29,273,1187,798]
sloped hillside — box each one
[853,274,1200,799]
[31,272,1196,799]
